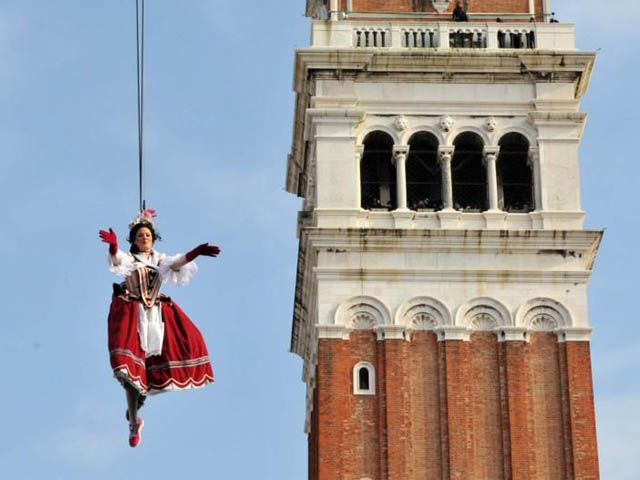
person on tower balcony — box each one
[452,2,468,21]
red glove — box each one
[99,228,118,255]
[185,243,221,262]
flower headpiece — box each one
[129,208,157,229]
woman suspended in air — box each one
[99,209,220,447]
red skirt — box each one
[108,296,214,396]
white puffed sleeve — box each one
[157,253,198,287]
[108,250,136,277]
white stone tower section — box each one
[286,1,601,478]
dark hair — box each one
[128,222,162,253]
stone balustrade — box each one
[312,21,575,50]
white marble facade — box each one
[286,16,601,431]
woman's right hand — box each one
[99,228,118,255]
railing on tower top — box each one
[311,21,575,50]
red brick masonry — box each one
[343,0,544,15]
[310,331,599,480]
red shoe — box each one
[128,418,144,448]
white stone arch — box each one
[455,297,512,331]
[496,127,538,149]
[448,126,491,147]
[356,126,401,147]
[335,295,392,330]
[515,297,572,331]
[395,296,452,330]
[402,126,445,147]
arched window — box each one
[353,362,376,395]
[498,133,533,212]
[407,132,441,211]
[360,131,396,210]
[452,132,486,211]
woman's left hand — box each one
[186,243,221,262]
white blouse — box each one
[108,249,198,357]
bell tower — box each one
[286,1,601,479]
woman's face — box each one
[134,227,153,253]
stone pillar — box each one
[528,147,542,211]
[437,23,450,51]
[393,145,410,211]
[355,145,364,209]
[543,0,551,21]
[483,146,501,211]
[438,146,455,210]
[330,0,339,20]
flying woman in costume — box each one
[99,209,220,447]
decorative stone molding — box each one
[484,117,498,132]
[375,325,407,340]
[557,327,593,342]
[515,297,572,330]
[351,311,377,329]
[470,313,498,331]
[438,145,455,159]
[529,314,558,331]
[392,145,410,164]
[393,115,409,132]
[317,297,584,343]
[411,312,438,329]
[431,0,451,13]
[456,297,513,330]
[316,324,350,339]
[356,126,400,147]
[395,296,452,329]
[436,325,470,342]
[482,145,500,162]
[335,295,392,329]
[496,326,529,342]
[439,115,455,132]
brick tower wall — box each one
[339,0,545,15]
[310,332,599,480]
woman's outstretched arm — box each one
[169,243,221,271]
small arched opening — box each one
[360,131,396,210]
[353,362,376,395]
[498,133,533,212]
[452,132,486,211]
[407,132,441,211]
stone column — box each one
[438,146,455,210]
[483,146,501,211]
[355,145,364,209]
[393,145,410,211]
[437,23,450,51]
[330,0,339,20]
[528,147,542,211]
[543,0,551,21]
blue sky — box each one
[0,1,638,478]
